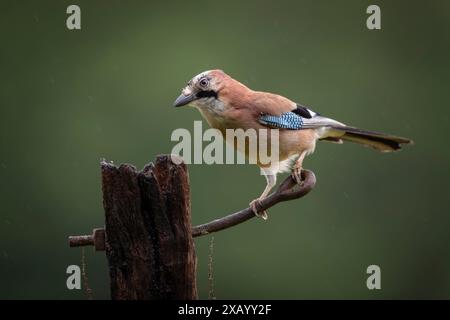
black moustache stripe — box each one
[196,90,218,99]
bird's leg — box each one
[292,151,307,185]
[250,173,276,220]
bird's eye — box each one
[199,78,209,88]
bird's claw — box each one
[250,199,268,220]
[292,167,303,185]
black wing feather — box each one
[292,104,313,119]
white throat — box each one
[194,97,224,115]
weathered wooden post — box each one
[86,155,197,299]
[69,154,316,300]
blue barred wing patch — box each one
[259,112,303,130]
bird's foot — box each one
[292,166,303,185]
[249,199,268,220]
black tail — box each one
[327,126,413,152]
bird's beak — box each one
[173,93,196,107]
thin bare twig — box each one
[192,169,316,238]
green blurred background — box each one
[1,0,449,299]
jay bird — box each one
[173,70,412,219]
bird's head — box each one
[173,69,228,108]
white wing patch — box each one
[301,115,345,129]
